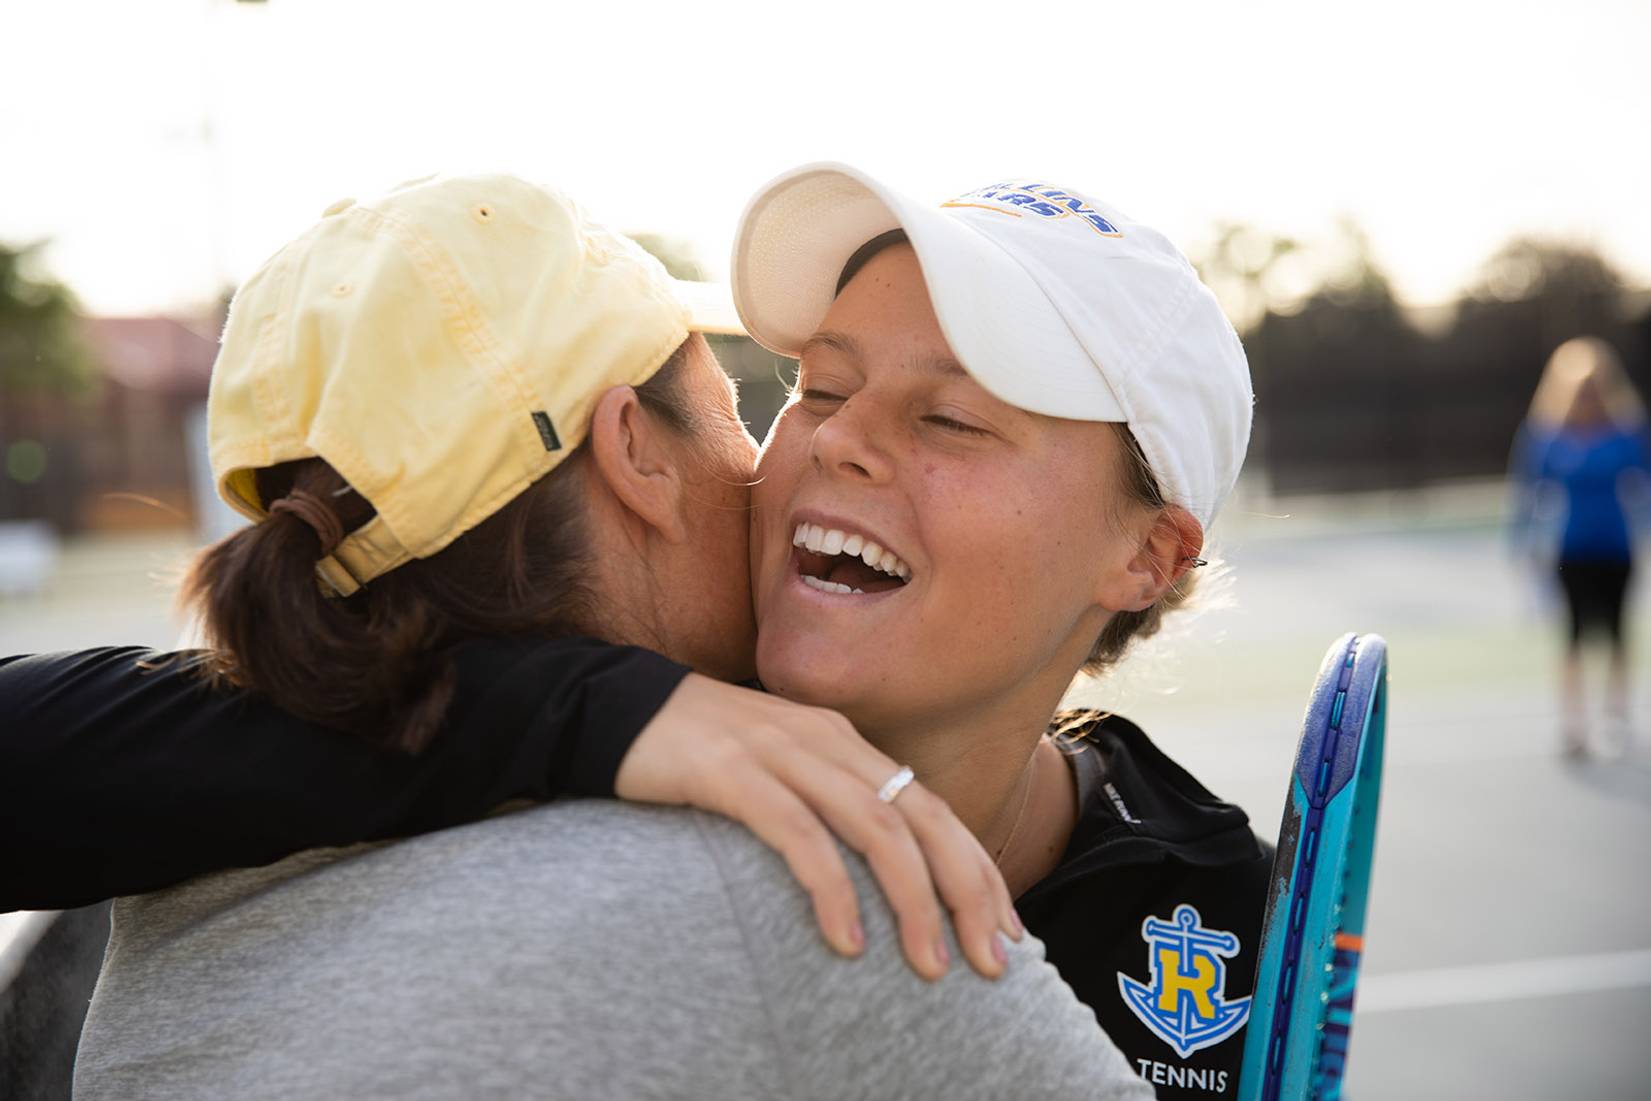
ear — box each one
[1111,506,1204,613]
[587,385,689,544]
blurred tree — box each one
[1312,217,1401,310]
[0,241,92,398]
[0,242,94,530]
[1465,237,1623,306]
[1244,221,1428,491]
[1240,231,1644,493]
[1443,239,1639,481]
[1196,223,1300,334]
[1454,238,1628,358]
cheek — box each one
[751,410,810,521]
[934,470,1107,616]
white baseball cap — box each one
[731,162,1253,529]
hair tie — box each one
[269,489,345,557]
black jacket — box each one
[1,642,1269,1099]
[1024,711,1272,1098]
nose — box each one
[809,396,895,484]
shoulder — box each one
[1031,709,1270,980]
[1052,708,1263,856]
[692,813,1152,1099]
[118,802,737,937]
[90,804,792,1099]
[1027,714,1270,1096]
[1615,425,1651,459]
[0,647,241,739]
[0,646,191,695]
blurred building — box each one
[1,315,216,534]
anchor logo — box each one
[1117,904,1251,1058]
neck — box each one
[582,501,675,657]
[885,716,1044,845]
[856,668,1081,895]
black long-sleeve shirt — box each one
[0,638,689,912]
[0,641,1268,1100]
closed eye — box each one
[799,388,846,406]
[925,414,990,437]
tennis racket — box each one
[1237,632,1387,1101]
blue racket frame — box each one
[1237,633,1387,1101]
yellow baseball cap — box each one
[209,173,742,596]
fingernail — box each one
[1011,910,1026,939]
[847,921,865,952]
[991,933,1008,968]
[934,937,951,971]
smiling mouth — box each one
[791,521,911,596]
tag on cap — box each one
[531,411,562,452]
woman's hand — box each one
[615,673,1021,981]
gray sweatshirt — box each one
[75,801,1151,1100]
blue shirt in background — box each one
[1513,423,1651,563]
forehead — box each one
[818,244,949,349]
[810,246,987,392]
[811,246,1038,420]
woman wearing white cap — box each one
[729,167,1265,1097]
[6,167,1266,1098]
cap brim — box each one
[730,162,1126,423]
[672,280,746,337]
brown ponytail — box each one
[182,336,710,753]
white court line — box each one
[1357,948,1651,1013]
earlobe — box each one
[588,386,689,544]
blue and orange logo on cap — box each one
[942,181,1123,237]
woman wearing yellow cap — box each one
[7,166,1270,1098]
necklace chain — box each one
[992,741,1040,867]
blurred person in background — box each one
[1511,336,1651,755]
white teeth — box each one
[800,574,863,596]
[789,521,911,583]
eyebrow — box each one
[801,329,972,381]
[923,356,971,381]
[799,330,860,362]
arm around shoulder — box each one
[0,637,687,911]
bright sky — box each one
[5,0,1649,316]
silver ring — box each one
[876,765,916,804]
